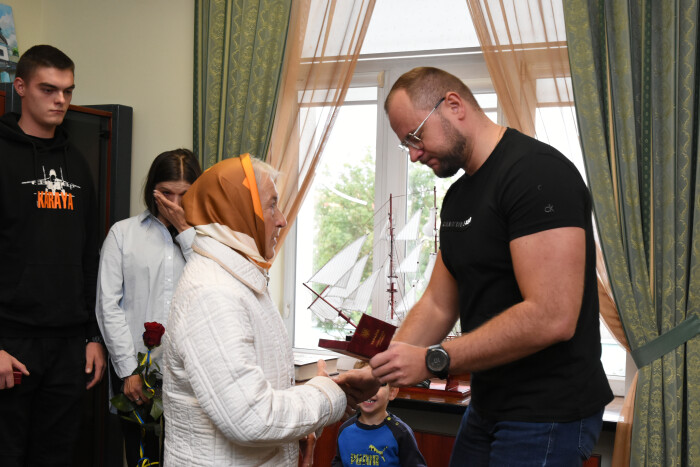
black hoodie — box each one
[0,112,99,339]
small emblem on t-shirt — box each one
[442,217,472,231]
[369,444,387,462]
[21,165,81,210]
[544,204,554,213]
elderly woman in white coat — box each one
[162,154,378,466]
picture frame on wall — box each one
[0,3,19,83]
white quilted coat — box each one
[163,235,346,466]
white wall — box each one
[4,0,194,216]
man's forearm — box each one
[442,299,574,374]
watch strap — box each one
[87,335,104,345]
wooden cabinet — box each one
[310,420,341,465]
[413,431,456,466]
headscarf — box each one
[182,153,271,269]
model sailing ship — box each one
[303,188,440,358]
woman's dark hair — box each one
[144,149,202,217]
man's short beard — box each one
[432,118,467,178]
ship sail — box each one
[422,207,438,237]
[307,235,366,287]
[308,293,345,321]
[397,244,422,274]
[326,255,368,298]
[396,210,421,241]
[304,188,440,329]
[342,268,382,313]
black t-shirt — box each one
[441,128,613,422]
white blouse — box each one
[96,210,195,378]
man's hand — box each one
[123,374,147,406]
[85,342,106,389]
[369,341,431,387]
[154,190,189,233]
[332,366,381,417]
[0,350,29,390]
[299,432,317,467]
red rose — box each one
[143,322,165,348]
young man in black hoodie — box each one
[0,45,106,466]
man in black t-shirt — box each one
[369,67,612,466]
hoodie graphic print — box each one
[22,165,81,210]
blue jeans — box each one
[449,406,604,467]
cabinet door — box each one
[308,420,342,466]
[414,431,456,466]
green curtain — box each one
[194,0,292,169]
[564,0,700,465]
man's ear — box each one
[444,91,467,121]
[13,77,25,97]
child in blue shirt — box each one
[332,363,427,467]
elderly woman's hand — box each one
[315,359,330,378]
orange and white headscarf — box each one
[182,153,271,269]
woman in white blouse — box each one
[96,148,201,466]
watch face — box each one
[427,349,447,371]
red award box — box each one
[13,370,22,385]
[318,314,397,360]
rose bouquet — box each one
[111,322,166,464]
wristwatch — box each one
[87,335,104,345]
[425,344,450,380]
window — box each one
[292,88,378,349]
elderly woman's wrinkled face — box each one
[259,173,287,260]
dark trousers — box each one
[449,405,604,466]
[109,363,162,467]
[0,337,86,467]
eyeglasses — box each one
[398,97,445,153]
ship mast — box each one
[302,283,357,328]
[433,186,438,254]
[387,194,398,320]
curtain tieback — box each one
[631,314,700,368]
